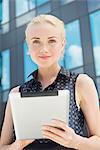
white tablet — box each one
[9,90,70,140]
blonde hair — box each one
[25,14,65,41]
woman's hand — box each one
[11,139,34,150]
[42,119,80,149]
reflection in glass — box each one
[16,0,28,16]
[0,1,2,22]
[96,77,100,98]
[0,53,2,78]
[29,0,36,9]
[64,20,83,69]
[87,0,100,12]
[0,53,2,89]
[90,10,100,76]
[24,42,37,81]
[37,2,51,15]
[16,10,35,27]
[1,49,10,90]
[60,0,75,5]
[2,90,10,102]
[1,0,9,24]
[36,0,49,6]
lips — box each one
[39,56,51,59]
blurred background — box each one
[0,0,100,132]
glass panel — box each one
[96,77,100,99]
[1,22,9,33]
[23,42,37,81]
[1,0,9,24]
[29,0,36,9]
[64,20,83,69]
[36,0,49,6]
[1,49,10,90]
[2,90,10,102]
[16,0,28,17]
[70,67,84,74]
[0,53,2,90]
[37,2,51,15]
[59,58,64,68]
[16,10,36,27]
[90,11,100,76]
[60,0,75,5]
[87,0,100,12]
[0,53,2,79]
[0,1,2,22]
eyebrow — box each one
[31,36,57,40]
[48,36,57,39]
[31,37,40,40]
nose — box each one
[40,45,48,53]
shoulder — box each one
[10,86,20,93]
[76,74,95,91]
[76,73,94,87]
[76,74,98,103]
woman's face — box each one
[27,23,65,68]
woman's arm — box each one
[42,74,100,150]
[75,74,100,150]
[0,86,34,150]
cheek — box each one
[53,47,63,58]
[29,48,38,57]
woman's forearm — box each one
[76,135,100,150]
[0,142,23,150]
[0,139,34,150]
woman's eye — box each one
[49,40,56,43]
[32,40,40,44]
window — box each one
[0,53,2,89]
[87,0,100,12]
[64,20,83,69]
[90,10,100,76]
[0,0,2,23]
[16,0,28,17]
[23,42,37,81]
[1,49,10,90]
[60,0,75,5]
[96,77,100,98]
[36,0,49,6]
[37,2,51,15]
[29,0,36,9]
[1,0,9,24]
[16,10,35,27]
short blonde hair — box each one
[25,14,65,41]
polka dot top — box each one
[17,67,85,149]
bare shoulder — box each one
[76,73,98,103]
[10,86,20,93]
[7,86,20,109]
[76,73,94,89]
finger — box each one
[44,119,67,131]
[42,130,65,146]
[51,119,72,132]
[42,125,66,139]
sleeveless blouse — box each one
[14,67,85,150]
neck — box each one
[38,64,61,82]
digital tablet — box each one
[9,90,70,140]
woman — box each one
[0,14,100,150]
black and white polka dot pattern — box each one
[15,67,85,150]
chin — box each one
[38,63,54,69]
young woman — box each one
[0,14,100,150]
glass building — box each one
[0,0,100,130]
